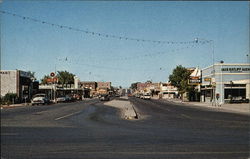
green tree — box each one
[2,93,18,105]
[169,65,191,96]
[57,70,75,87]
[130,82,139,90]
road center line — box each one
[55,110,82,121]
[180,114,192,119]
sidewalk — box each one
[187,102,250,115]
[1,103,31,109]
[156,97,250,115]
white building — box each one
[0,70,37,101]
[201,63,250,104]
[159,82,178,99]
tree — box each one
[27,71,36,80]
[130,82,139,90]
[169,65,191,96]
[57,70,75,87]
[1,93,18,105]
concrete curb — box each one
[1,103,31,109]
[104,99,138,120]
[131,104,139,119]
[161,99,250,115]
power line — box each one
[64,41,205,63]
[1,10,203,45]
[56,42,204,73]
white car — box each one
[31,94,50,105]
[143,93,151,100]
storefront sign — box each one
[47,77,58,83]
[20,71,32,78]
[221,67,250,73]
[0,71,10,74]
[189,77,201,85]
[204,78,211,82]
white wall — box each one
[0,70,17,97]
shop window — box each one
[224,89,246,99]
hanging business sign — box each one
[47,77,58,83]
[50,72,55,77]
[188,76,201,85]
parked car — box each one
[143,93,151,100]
[31,94,50,105]
[99,94,110,101]
[135,94,141,98]
[65,95,73,102]
[56,96,66,103]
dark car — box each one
[99,94,110,101]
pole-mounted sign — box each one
[50,72,55,77]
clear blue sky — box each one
[1,1,249,87]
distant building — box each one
[201,63,250,104]
[97,82,111,95]
[0,70,38,102]
[159,82,178,99]
[187,67,202,101]
[81,81,97,90]
[80,81,97,97]
[137,82,152,93]
[97,82,111,90]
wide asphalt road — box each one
[1,97,249,159]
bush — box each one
[2,93,18,105]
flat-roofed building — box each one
[201,63,250,104]
[0,70,37,102]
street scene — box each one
[1,1,249,159]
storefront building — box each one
[0,70,38,102]
[159,82,178,99]
[201,63,250,104]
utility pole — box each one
[195,38,215,106]
[247,54,250,102]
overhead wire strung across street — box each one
[110,41,208,61]
[0,10,207,45]
[56,41,204,72]
[55,40,208,64]
[1,10,212,80]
